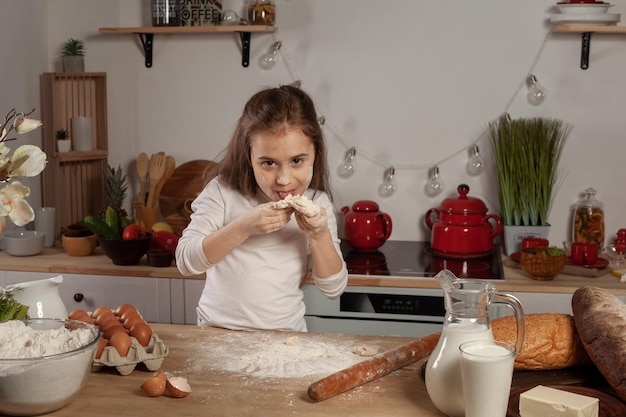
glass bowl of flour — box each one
[0,319,100,416]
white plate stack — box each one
[550,1,620,26]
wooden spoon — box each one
[146,152,166,208]
[136,152,149,206]
[152,155,176,210]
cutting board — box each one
[159,159,217,218]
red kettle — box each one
[342,200,392,251]
[425,184,502,258]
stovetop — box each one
[341,240,504,280]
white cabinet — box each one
[170,279,204,325]
[3,271,172,323]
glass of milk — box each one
[459,340,516,417]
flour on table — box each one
[184,331,379,379]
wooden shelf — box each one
[554,24,626,33]
[99,25,276,68]
[554,25,626,70]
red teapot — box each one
[342,200,392,251]
[425,184,502,258]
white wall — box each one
[2,0,625,245]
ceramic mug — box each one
[521,237,549,250]
[571,242,598,265]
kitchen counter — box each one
[49,324,446,417]
[1,245,624,295]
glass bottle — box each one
[247,0,275,25]
[152,0,180,27]
[572,188,605,249]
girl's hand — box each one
[240,202,294,235]
[294,207,329,238]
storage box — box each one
[179,0,222,26]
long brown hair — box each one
[218,85,332,200]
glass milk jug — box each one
[425,270,525,417]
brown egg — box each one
[115,303,138,318]
[103,324,128,340]
[123,313,145,330]
[94,311,117,327]
[129,322,153,346]
[141,370,167,397]
[68,308,88,320]
[166,376,192,398]
[120,308,142,323]
[99,318,123,334]
[95,337,107,359]
[73,313,95,324]
[109,331,132,357]
[91,306,112,319]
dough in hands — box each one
[273,195,321,217]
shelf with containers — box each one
[98,25,276,68]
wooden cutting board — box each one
[159,160,217,218]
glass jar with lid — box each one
[572,188,605,249]
[247,0,275,25]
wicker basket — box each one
[520,248,566,281]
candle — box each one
[72,116,93,151]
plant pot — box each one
[57,139,71,152]
[62,55,84,72]
[502,224,551,256]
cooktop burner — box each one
[341,240,504,279]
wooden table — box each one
[48,324,446,417]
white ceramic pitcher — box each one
[8,276,68,319]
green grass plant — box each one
[487,116,570,226]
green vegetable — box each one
[84,215,117,239]
[0,287,29,322]
[104,206,121,239]
[120,216,133,230]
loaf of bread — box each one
[572,286,626,402]
[491,313,591,370]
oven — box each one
[303,240,505,337]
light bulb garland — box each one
[268,28,554,197]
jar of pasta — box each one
[247,0,275,25]
[572,188,605,249]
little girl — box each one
[176,85,348,331]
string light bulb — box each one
[379,167,397,197]
[338,147,357,178]
[526,74,546,106]
[425,166,444,197]
[259,41,282,70]
[466,145,486,176]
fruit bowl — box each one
[520,247,566,281]
[98,234,152,265]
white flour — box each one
[0,320,93,359]
[183,331,379,379]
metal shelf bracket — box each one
[240,32,251,67]
[133,31,254,68]
[580,32,591,70]
[138,33,154,68]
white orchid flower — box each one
[14,116,43,134]
[0,182,34,232]
[8,145,47,177]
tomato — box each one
[122,224,151,240]
[151,231,179,252]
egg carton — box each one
[92,333,169,376]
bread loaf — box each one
[491,313,591,370]
[572,286,626,402]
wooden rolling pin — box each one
[307,332,440,402]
